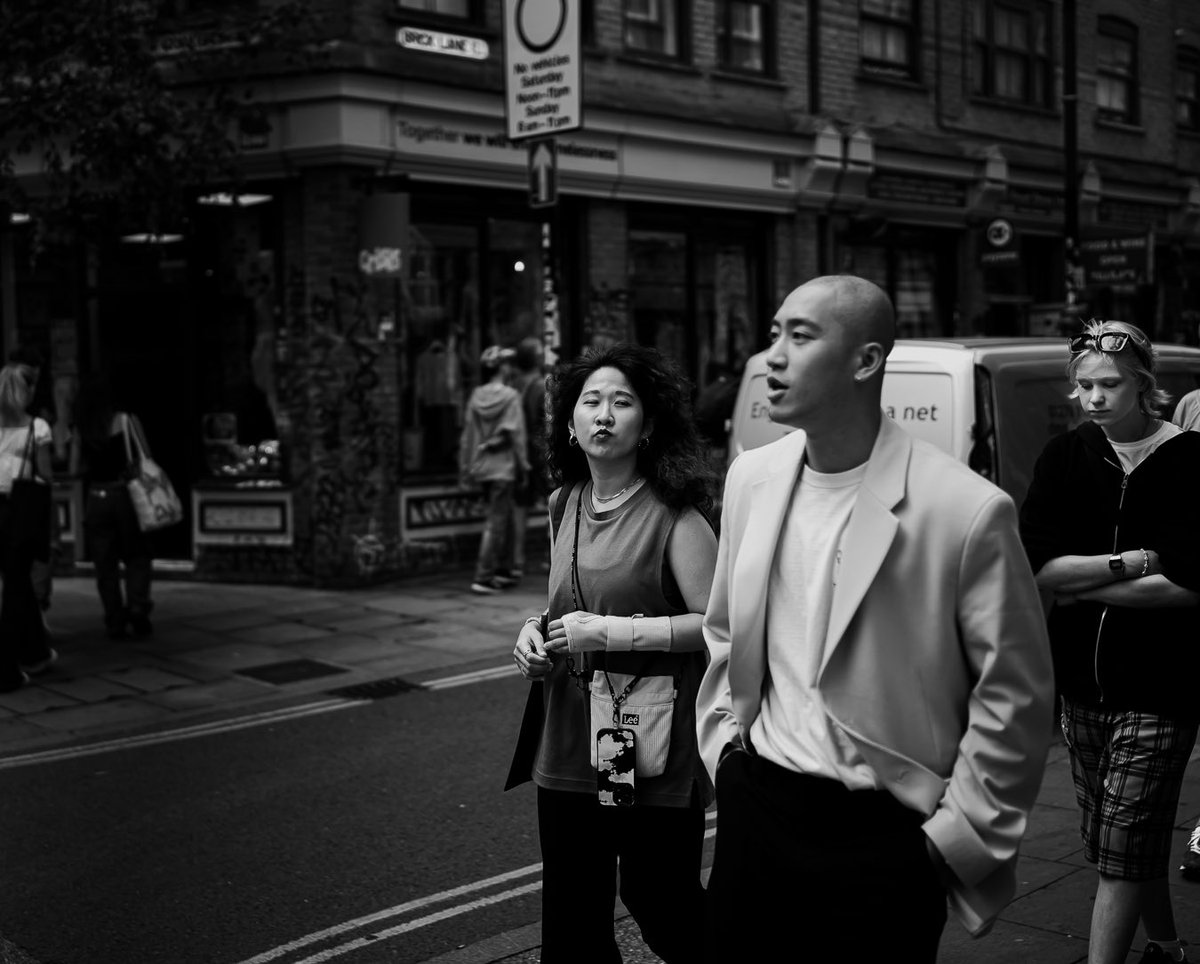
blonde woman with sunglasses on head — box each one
[1020,319,1200,964]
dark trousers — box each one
[537,787,706,964]
[85,486,152,631]
[705,751,947,961]
[0,495,51,685]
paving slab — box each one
[98,666,206,693]
[169,642,295,672]
[141,678,275,711]
[228,623,333,646]
[285,633,404,664]
[21,699,173,734]
[0,686,82,714]
[37,677,142,703]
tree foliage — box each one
[0,0,324,245]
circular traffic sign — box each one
[516,0,567,53]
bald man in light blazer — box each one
[697,275,1054,959]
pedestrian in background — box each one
[459,345,527,595]
[1170,374,1200,884]
[9,347,56,617]
[507,344,717,963]
[69,376,154,640]
[506,336,550,582]
[1021,320,1200,964]
[0,363,57,691]
[697,275,1054,959]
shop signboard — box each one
[867,172,967,208]
[192,489,294,547]
[503,0,582,141]
[400,486,546,539]
[1079,233,1152,288]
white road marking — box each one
[421,665,518,689]
[230,864,544,964]
[0,699,356,770]
[235,818,719,963]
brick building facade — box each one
[5,0,1200,584]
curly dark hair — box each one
[544,344,715,514]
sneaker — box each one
[1140,943,1189,963]
[20,649,57,677]
[0,672,29,694]
[470,580,501,595]
[129,614,153,638]
[491,574,519,588]
[1181,824,1200,881]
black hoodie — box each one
[1020,421,1200,719]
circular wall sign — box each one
[516,0,567,53]
[985,217,1014,248]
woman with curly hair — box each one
[504,343,717,963]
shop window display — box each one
[402,218,544,478]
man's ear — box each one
[854,342,887,383]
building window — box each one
[624,0,684,60]
[397,0,473,18]
[716,1,772,75]
[860,0,917,79]
[1179,46,1200,131]
[1097,17,1138,124]
[970,0,1054,108]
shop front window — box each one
[401,215,544,478]
[629,229,687,363]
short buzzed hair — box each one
[804,275,896,357]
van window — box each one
[993,373,1081,509]
[880,372,954,452]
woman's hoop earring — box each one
[569,433,578,447]
[638,436,649,449]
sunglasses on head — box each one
[1068,331,1131,355]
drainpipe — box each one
[808,0,821,116]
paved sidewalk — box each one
[0,571,543,759]
[6,574,1200,963]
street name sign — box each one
[503,0,582,141]
[528,139,557,208]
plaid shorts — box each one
[1061,698,1198,880]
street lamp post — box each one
[1063,0,1083,321]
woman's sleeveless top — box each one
[533,481,713,808]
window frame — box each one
[622,0,688,62]
[394,0,483,24]
[859,0,919,81]
[1179,45,1200,132]
[715,0,774,77]
[1096,16,1139,126]
[970,0,1055,110]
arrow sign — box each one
[528,138,557,208]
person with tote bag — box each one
[0,363,57,691]
[69,376,155,640]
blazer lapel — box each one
[730,431,806,725]
[818,417,910,679]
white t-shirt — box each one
[1108,420,1181,474]
[751,460,880,789]
[0,418,51,494]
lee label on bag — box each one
[589,672,676,779]
[596,727,636,807]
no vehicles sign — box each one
[503,0,582,141]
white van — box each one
[727,337,1200,510]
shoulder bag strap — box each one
[18,421,38,481]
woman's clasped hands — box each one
[512,611,610,679]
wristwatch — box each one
[1109,552,1125,576]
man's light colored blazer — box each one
[697,415,1054,936]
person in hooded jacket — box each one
[1020,319,1200,964]
[460,345,529,594]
